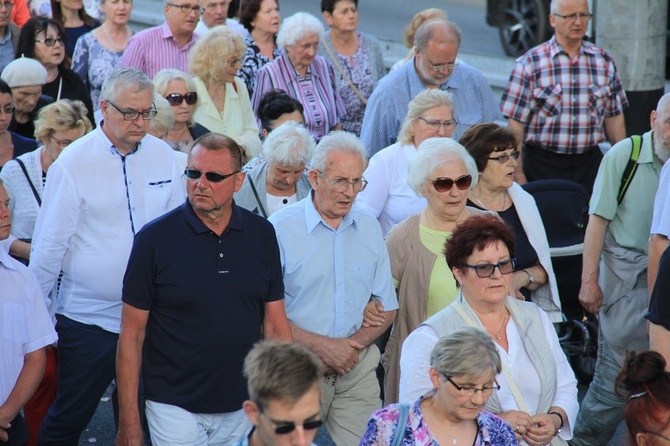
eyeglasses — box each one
[184,168,239,182]
[0,104,15,115]
[51,137,75,149]
[107,101,158,121]
[553,12,592,22]
[165,92,198,106]
[35,37,65,47]
[319,172,368,193]
[227,56,243,66]
[418,116,458,132]
[463,258,516,278]
[260,412,324,435]
[422,56,458,73]
[431,174,472,192]
[488,150,520,164]
[443,374,501,397]
[0,1,15,9]
[166,2,203,13]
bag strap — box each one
[14,158,42,207]
[320,37,368,106]
[247,176,268,218]
[616,135,642,205]
[390,402,409,446]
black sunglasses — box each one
[432,174,472,192]
[166,92,198,106]
[261,413,324,435]
[184,168,239,182]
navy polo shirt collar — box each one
[182,199,245,235]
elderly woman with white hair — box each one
[364,137,487,405]
[251,11,345,143]
[356,88,457,235]
[234,120,314,217]
[188,25,261,163]
[147,94,174,140]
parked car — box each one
[486,0,552,57]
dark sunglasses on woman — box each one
[165,92,198,106]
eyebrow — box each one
[272,411,321,424]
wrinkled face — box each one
[652,102,670,163]
[267,162,305,193]
[165,79,195,124]
[411,105,454,147]
[429,371,496,423]
[309,150,364,226]
[421,158,470,222]
[165,0,200,36]
[0,92,13,133]
[11,85,42,114]
[0,0,14,27]
[479,146,518,192]
[453,240,512,305]
[220,53,243,84]
[101,0,132,26]
[251,0,280,35]
[549,0,590,44]
[323,0,357,33]
[415,39,458,87]
[186,145,244,217]
[0,185,10,241]
[44,127,86,161]
[200,0,230,27]
[247,386,322,446]
[33,25,65,68]
[100,87,154,152]
[286,33,320,72]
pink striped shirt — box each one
[120,22,199,79]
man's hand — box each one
[0,406,13,443]
[319,338,365,375]
[115,422,144,446]
[579,279,604,314]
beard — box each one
[653,133,670,163]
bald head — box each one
[414,19,461,53]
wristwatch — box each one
[521,269,534,286]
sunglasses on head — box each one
[261,412,324,435]
[165,92,198,106]
[184,168,239,182]
[432,174,472,192]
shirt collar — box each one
[0,249,17,270]
[278,52,317,80]
[98,122,142,156]
[304,191,355,233]
[407,56,463,92]
[182,199,245,235]
[160,21,198,48]
[0,26,12,44]
[549,35,596,58]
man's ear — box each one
[308,169,319,189]
[242,400,260,425]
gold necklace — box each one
[486,312,509,341]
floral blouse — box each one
[239,33,282,97]
[360,394,518,446]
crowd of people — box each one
[2,0,670,445]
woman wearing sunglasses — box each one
[460,123,561,319]
[362,327,517,446]
[400,214,579,446]
[153,69,209,153]
[356,88,457,236]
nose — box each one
[0,203,10,220]
[436,124,448,137]
[471,389,486,406]
[285,175,295,185]
[291,426,308,446]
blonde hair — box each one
[188,26,246,84]
[148,94,174,139]
[34,99,92,144]
[398,89,454,145]
[404,8,446,48]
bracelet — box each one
[548,411,564,436]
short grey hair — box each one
[277,12,325,49]
[407,137,478,195]
[310,131,367,174]
[148,94,174,138]
[550,0,588,14]
[100,67,154,104]
[430,327,502,379]
[263,121,315,168]
[398,89,454,145]
[414,19,461,52]
[153,69,198,127]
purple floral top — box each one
[360,395,518,446]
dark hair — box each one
[191,132,243,170]
[257,89,304,132]
[17,17,69,72]
[459,123,518,172]
[445,214,516,272]
[240,0,279,32]
[321,0,357,14]
[51,0,96,28]
[617,351,670,445]
[0,79,11,95]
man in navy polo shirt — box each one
[115,133,292,446]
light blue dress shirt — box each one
[269,194,398,339]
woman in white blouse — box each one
[355,89,456,235]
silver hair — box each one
[310,131,367,173]
[153,69,198,97]
[414,19,461,52]
[262,121,315,168]
[277,12,325,49]
[407,137,479,196]
[100,67,154,104]
[398,89,454,145]
[550,0,588,14]
[148,94,174,138]
[430,327,502,379]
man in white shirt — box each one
[29,67,185,445]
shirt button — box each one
[219,253,223,258]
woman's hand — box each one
[362,301,386,327]
[497,410,533,441]
[509,271,530,300]
[524,413,560,445]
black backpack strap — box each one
[14,158,42,207]
[616,135,642,205]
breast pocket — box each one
[588,84,611,122]
[344,263,376,319]
[533,84,562,126]
[2,303,27,343]
[145,178,174,215]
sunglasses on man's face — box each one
[165,92,198,106]
[184,168,239,182]
[432,174,472,192]
[260,412,324,435]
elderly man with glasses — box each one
[360,19,501,158]
[500,0,628,195]
[29,67,185,445]
[120,0,201,78]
